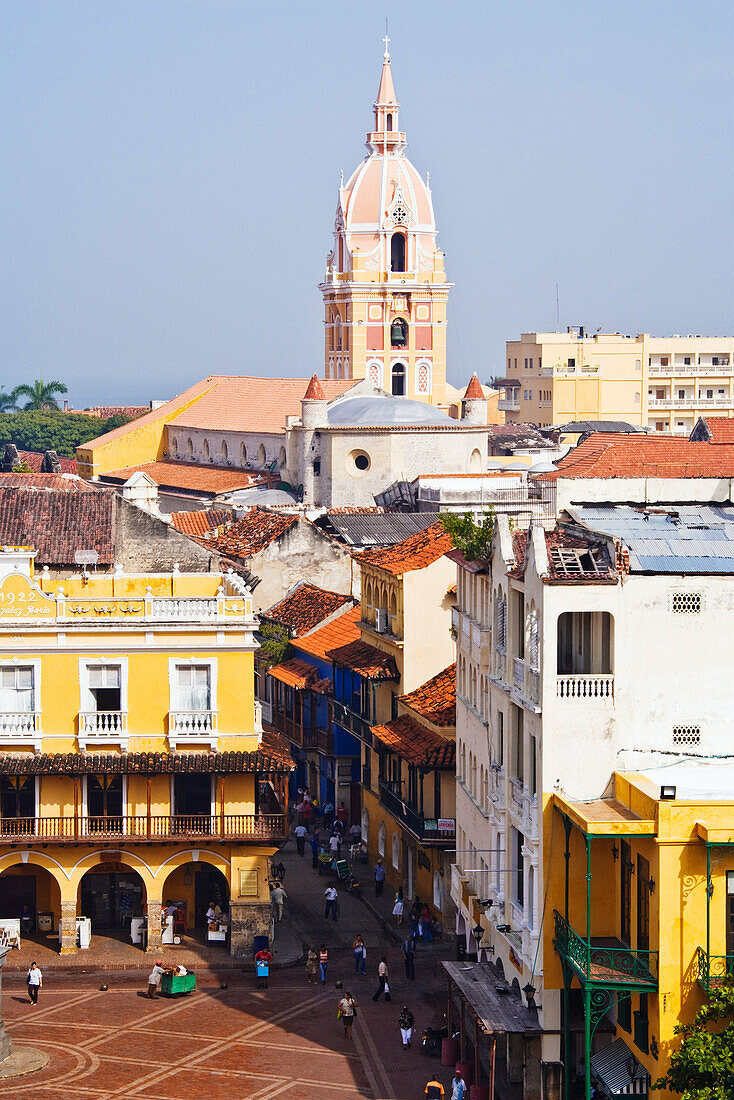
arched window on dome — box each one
[390,319,408,348]
[386,113,393,132]
[391,362,406,397]
[390,232,406,273]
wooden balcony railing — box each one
[0,814,287,844]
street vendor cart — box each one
[160,971,196,997]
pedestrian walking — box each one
[420,904,434,941]
[324,884,338,920]
[336,801,349,826]
[146,959,166,1000]
[392,886,404,924]
[271,882,287,922]
[451,1069,467,1100]
[398,1005,414,1049]
[401,934,416,979]
[310,830,320,868]
[294,822,308,856]
[329,832,340,859]
[337,991,358,1041]
[318,944,329,984]
[26,961,42,1005]
[353,934,367,975]
[306,946,319,984]
[374,859,386,896]
[425,1076,445,1099]
[372,956,390,1001]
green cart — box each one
[160,972,196,997]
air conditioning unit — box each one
[375,608,388,634]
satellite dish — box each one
[74,550,99,566]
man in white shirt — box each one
[147,960,166,1000]
[271,883,288,921]
[294,823,308,857]
[27,961,42,1005]
[324,885,338,921]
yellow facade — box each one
[545,772,734,1099]
[0,548,289,956]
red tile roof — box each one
[303,374,326,400]
[0,736,293,774]
[264,584,353,638]
[463,374,485,400]
[15,451,78,474]
[267,658,320,690]
[371,714,455,768]
[170,509,232,538]
[293,605,361,660]
[695,417,734,443]
[102,461,269,494]
[203,508,299,558]
[357,522,454,574]
[0,485,114,565]
[0,473,90,491]
[328,638,399,680]
[170,375,354,434]
[540,433,734,480]
[400,664,456,727]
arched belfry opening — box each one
[386,113,393,131]
[390,232,406,273]
[391,362,406,396]
[390,318,408,347]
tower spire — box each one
[368,39,405,152]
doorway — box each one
[173,775,212,834]
[194,866,229,928]
[87,776,123,833]
[637,854,650,952]
[727,871,734,958]
[80,866,145,930]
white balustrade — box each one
[556,675,614,700]
[0,713,40,737]
[169,711,217,733]
[79,711,128,734]
[513,657,525,691]
[149,599,219,621]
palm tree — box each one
[0,389,18,413]
[12,379,68,411]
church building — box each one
[321,38,451,405]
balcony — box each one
[379,781,455,845]
[79,712,128,735]
[493,649,506,682]
[556,675,614,700]
[0,713,40,737]
[498,396,520,412]
[471,623,491,665]
[0,813,288,844]
[553,911,658,990]
[169,711,217,734]
[525,667,540,705]
[330,700,372,745]
[695,946,734,994]
[513,657,525,691]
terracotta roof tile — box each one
[102,461,271,494]
[293,606,361,660]
[357,522,454,574]
[400,664,456,727]
[695,417,734,443]
[206,508,298,558]
[15,451,78,473]
[267,658,320,690]
[170,509,231,538]
[263,584,353,637]
[303,374,326,400]
[327,638,399,680]
[371,714,455,768]
[0,473,90,491]
[539,433,734,480]
[0,486,114,565]
[0,739,293,774]
[463,374,485,400]
[169,375,354,434]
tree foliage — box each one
[439,508,495,562]
[12,379,68,411]
[0,390,18,413]
[0,411,130,458]
[257,623,291,669]
[653,977,734,1099]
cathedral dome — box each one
[326,394,453,428]
[341,154,435,250]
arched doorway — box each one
[78,862,146,931]
[391,232,406,272]
[162,861,229,935]
[0,862,60,938]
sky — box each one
[3,0,734,407]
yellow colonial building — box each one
[548,769,734,1099]
[0,546,289,956]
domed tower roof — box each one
[303,374,326,400]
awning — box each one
[590,1038,650,1096]
[267,658,318,690]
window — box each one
[391,318,408,347]
[220,440,228,464]
[0,775,35,821]
[0,666,35,714]
[390,233,406,272]
[174,665,211,712]
[513,827,524,906]
[433,870,442,911]
[496,711,504,767]
[87,665,121,713]
[171,437,179,458]
[186,437,193,459]
[684,356,691,365]
[678,390,685,399]
[203,439,210,462]
[240,442,247,465]
[673,725,701,746]
[512,706,524,783]
[392,832,400,870]
[350,449,371,473]
[391,362,406,396]
[378,821,386,857]
[386,113,393,131]
[671,591,702,614]
[661,357,669,367]
[278,446,287,469]
[567,358,575,368]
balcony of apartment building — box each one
[556,611,614,701]
[496,379,521,412]
[650,352,732,375]
[375,734,456,847]
[452,607,490,667]
[693,827,734,998]
[268,674,319,750]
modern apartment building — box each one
[502,330,734,435]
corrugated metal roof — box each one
[326,511,440,547]
[573,504,734,573]
[590,1037,649,1095]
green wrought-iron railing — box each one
[553,910,658,986]
[695,946,734,993]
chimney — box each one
[2,445,19,473]
[41,450,62,474]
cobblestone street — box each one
[0,839,460,1098]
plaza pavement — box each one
[0,838,459,1098]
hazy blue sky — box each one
[4,1,733,406]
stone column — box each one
[145,900,163,954]
[0,946,13,1060]
[229,901,271,958]
[59,901,78,955]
